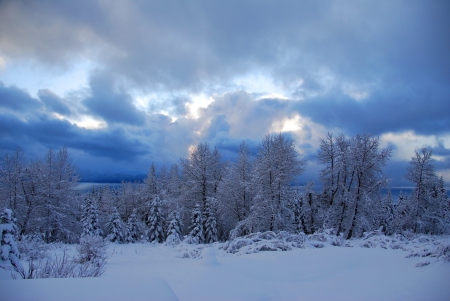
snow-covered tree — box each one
[435,176,450,234]
[147,196,165,243]
[0,209,24,276]
[204,198,218,243]
[217,141,253,238]
[81,192,102,237]
[188,203,204,244]
[403,148,449,234]
[165,210,183,246]
[180,143,223,209]
[394,191,414,232]
[376,189,395,235]
[290,188,304,234]
[319,133,392,239]
[38,147,81,242]
[250,133,306,232]
[106,207,125,243]
[126,209,142,243]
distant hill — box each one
[79,170,147,183]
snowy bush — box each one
[75,235,107,265]
[24,246,106,279]
[176,241,206,259]
[222,231,307,255]
[18,234,49,259]
[434,242,450,262]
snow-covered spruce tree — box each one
[147,196,165,243]
[81,192,102,237]
[0,209,25,277]
[250,133,306,232]
[165,210,183,246]
[126,209,142,243]
[188,203,204,244]
[204,198,218,243]
[106,207,125,243]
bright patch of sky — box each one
[0,57,94,98]
[233,72,289,100]
[380,131,447,161]
[186,93,214,119]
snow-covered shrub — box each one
[432,242,450,262]
[17,234,50,264]
[75,235,107,266]
[222,231,306,255]
[27,247,106,278]
[176,242,206,259]
[415,261,430,268]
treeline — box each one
[1,133,449,245]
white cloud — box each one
[0,56,5,72]
[380,131,439,161]
[186,93,214,119]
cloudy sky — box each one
[1,0,449,185]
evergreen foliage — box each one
[106,207,125,243]
[0,208,25,276]
[126,209,142,243]
[81,192,102,237]
[166,210,183,245]
[147,196,165,243]
[204,198,218,243]
[188,203,204,244]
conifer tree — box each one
[188,203,204,244]
[147,196,165,243]
[166,210,183,245]
[0,209,25,276]
[106,207,125,243]
[126,209,141,243]
[81,192,102,237]
[204,199,218,243]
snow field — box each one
[1,233,450,301]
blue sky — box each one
[0,0,449,185]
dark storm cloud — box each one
[38,89,72,116]
[0,111,148,162]
[0,82,42,112]
[2,1,448,93]
[293,83,450,136]
[83,72,145,125]
[1,0,450,180]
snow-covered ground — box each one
[1,232,450,301]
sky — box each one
[0,0,449,186]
